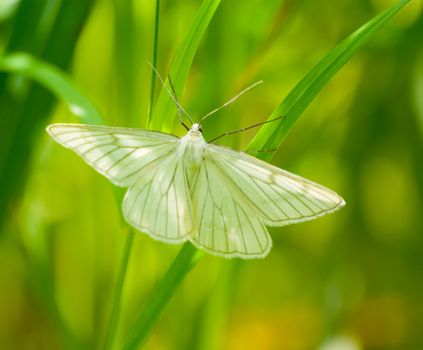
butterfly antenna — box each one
[168,76,190,131]
[208,115,285,143]
[199,80,263,125]
[147,62,193,127]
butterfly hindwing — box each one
[190,156,272,259]
[122,149,194,243]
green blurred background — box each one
[0,0,422,349]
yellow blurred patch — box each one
[361,154,418,242]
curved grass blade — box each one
[122,1,223,349]
[0,52,104,125]
[122,2,410,349]
[247,0,412,161]
[149,0,222,132]
[0,50,106,348]
[123,244,203,350]
[0,0,98,234]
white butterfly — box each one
[47,121,345,259]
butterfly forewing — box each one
[47,124,179,187]
[203,144,345,227]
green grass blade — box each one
[123,244,203,350]
[121,2,410,348]
[0,52,104,124]
[247,0,412,161]
[0,0,97,232]
[103,230,135,350]
[122,2,222,347]
[147,0,161,126]
[149,0,221,132]
[103,1,162,348]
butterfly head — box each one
[184,123,206,143]
[189,123,203,135]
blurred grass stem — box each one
[104,1,161,348]
[123,243,203,350]
[103,229,135,350]
[147,0,160,126]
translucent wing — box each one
[190,143,344,259]
[47,123,179,187]
[190,158,272,259]
[205,144,345,226]
[48,123,194,243]
[122,147,194,243]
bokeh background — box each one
[1,0,422,349]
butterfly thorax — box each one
[180,124,206,189]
